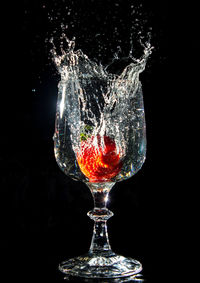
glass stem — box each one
[87,182,115,255]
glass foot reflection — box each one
[59,251,142,279]
[64,274,144,282]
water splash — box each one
[53,35,153,181]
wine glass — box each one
[53,45,150,278]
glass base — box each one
[59,251,142,278]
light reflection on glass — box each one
[63,273,144,282]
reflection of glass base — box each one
[59,251,142,278]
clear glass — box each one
[53,47,148,278]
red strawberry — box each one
[77,135,122,182]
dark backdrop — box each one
[0,1,172,282]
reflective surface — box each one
[63,274,144,282]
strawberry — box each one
[77,135,122,182]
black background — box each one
[0,0,181,282]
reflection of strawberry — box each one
[77,135,122,182]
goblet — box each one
[53,47,149,278]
